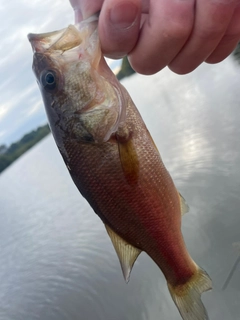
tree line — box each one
[116,56,135,80]
[0,124,50,174]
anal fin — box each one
[105,224,141,283]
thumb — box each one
[98,0,142,59]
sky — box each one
[0,0,120,146]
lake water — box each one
[1,58,240,320]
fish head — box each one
[28,20,125,146]
[28,22,102,118]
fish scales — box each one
[28,16,212,320]
[66,103,189,280]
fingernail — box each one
[110,2,138,29]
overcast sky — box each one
[0,0,120,146]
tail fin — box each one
[167,267,212,320]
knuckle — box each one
[162,20,192,42]
[170,66,194,75]
[196,28,220,42]
[129,56,160,75]
[168,61,195,75]
[221,33,240,44]
[206,36,240,63]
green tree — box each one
[0,145,7,154]
[0,124,50,174]
[116,56,136,81]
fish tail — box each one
[167,267,212,320]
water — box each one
[1,57,240,320]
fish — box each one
[28,15,212,320]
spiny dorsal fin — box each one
[105,224,141,283]
[179,193,189,216]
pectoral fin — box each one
[116,134,139,186]
[179,193,189,216]
[105,224,141,283]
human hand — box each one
[69,0,240,75]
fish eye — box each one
[40,70,57,91]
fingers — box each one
[98,0,142,59]
[128,0,196,75]
[206,4,240,64]
[69,0,240,75]
[169,0,239,74]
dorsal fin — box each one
[179,193,189,216]
[105,224,141,283]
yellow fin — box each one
[167,267,212,320]
[179,193,189,216]
[116,134,139,186]
[105,224,141,283]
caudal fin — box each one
[167,267,212,320]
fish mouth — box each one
[28,14,99,54]
[28,26,82,53]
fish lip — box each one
[28,13,99,53]
[28,28,67,53]
[28,25,86,54]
